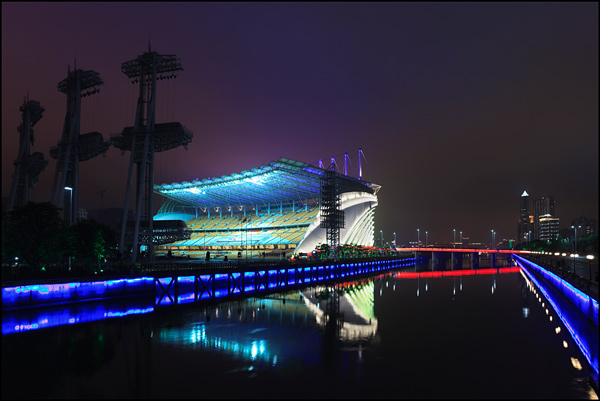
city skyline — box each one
[2,2,598,246]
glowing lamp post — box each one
[571,225,581,275]
[65,186,73,271]
[571,225,581,254]
[65,186,73,225]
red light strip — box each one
[395,267,520,279]
[394,248,531,254]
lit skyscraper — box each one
[533,196,555,240]
[539,214,560,241]
[518,191,530,244]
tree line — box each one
[2,202,120,281]
[515,234,598,255]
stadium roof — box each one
[154,157,380,209]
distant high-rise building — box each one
[571,216,598,237]
[518,191,530,243]
[77,208,89,221]
[539,214,560,241]
[533,196,555,240]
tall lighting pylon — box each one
[50,63,106,224]
[8,95,48,212]
[112,44,193,264]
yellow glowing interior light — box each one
[571,357,582,371]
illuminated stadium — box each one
[153,157,380,260]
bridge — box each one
[394,247,526,270]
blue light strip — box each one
[3,258,423,324]
[514,255,598,376]
[3,257,425,336]
[3,277,155,310]
[513,255,599,327]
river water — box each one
[2,259,598,399]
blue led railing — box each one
[153,258,421,306]
[3,258,421,335]
[513,255,598,327]
[513,254,598,377]
[2,277,155,310]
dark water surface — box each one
[2,262,598,399]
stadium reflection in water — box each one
[2,262,598,399]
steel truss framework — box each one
[153,257,419,307]
[8,96,48,212]
[49,64,106,224]
[113,45,192,264]
[320,164,345,255]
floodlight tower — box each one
[8,96,48,212]
[49,63,106,224]
[112,44,192,264]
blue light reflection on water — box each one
[514,255,599,377]
[2,297,154,335]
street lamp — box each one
[453,229,456,249]
[65,186,73,271]
[426,231,428,248]
[417,228,420,248]
[393,232,396,248]
[380,230,383,248]
[491,230,495,250]
[65,186,73,225]
[460,231,463,248]
[571,225,581,254]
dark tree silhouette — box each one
[71,218,118,273]
[2,202,69,271]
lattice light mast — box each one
[112,45,192,264]
[320,162,345,259]
[8,95,48,212]
[50,63,106,224]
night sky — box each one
[2,2,598,247]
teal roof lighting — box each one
[154,158,377,209]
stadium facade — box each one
[153,158,380,259]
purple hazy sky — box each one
[2,2,598,246]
